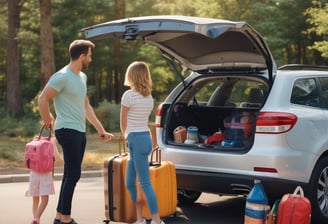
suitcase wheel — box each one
[102,220,110,224]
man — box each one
[38,39,113,224]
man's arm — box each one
[85,96,113,140]
[38,85,57,128]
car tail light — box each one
[256,112,297,134]
[155,103,163,128]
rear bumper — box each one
[176,169,309,199]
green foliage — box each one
[136,44,180,101]
[92,100,121,133]
[0,109,41,137]
[305,0,328,59]
[0,148,23,162]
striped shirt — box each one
[121,89,154,138]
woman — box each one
[120,61,164,224]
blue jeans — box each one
[55,128,86,215]
[125,131,158,214]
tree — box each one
[112,0,125,103]
[305,0,328,59]
[0,1,7,102]
[6,0,24,116]
[39,0,55,88]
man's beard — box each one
[82,60,90,70]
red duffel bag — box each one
[276,186,311,224]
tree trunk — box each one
[113,0,125,103]
[39,0,55,88]
[6,0,24,116]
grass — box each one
[0,133,122,172]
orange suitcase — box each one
[140,147,177,218]
[103,139,177,223]
[103,138,136,223]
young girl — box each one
[120,61,165,224]
[26,137,63,224]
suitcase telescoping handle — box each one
[150,146,161,167]
[118,135,128,156]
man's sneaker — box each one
[132,219,147,224]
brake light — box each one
[155,103,163,128]
[256,112,297,134]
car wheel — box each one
[308,156,328,223]
[177,190,201,205]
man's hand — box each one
[43,115,54,129]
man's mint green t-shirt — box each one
[48,65,87,132]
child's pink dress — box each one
[25,171,55,196]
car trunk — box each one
[164,103,258,151]
[160,74,268,152]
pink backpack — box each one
[24,127,55,173]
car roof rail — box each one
[279,64,328,71]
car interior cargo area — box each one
[166,104,259,150]
[164,76,267,151]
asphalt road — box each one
[0,177,246,224]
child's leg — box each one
[32,196,40,219]
[35,195,49,220]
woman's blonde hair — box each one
[124,61,152,96]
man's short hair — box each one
[69,40,95,60]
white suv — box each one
[83,16,328,223]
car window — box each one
[319,77,328,109]
[291,78,320,108]
[229,80,266,108]
[188,80,223,105]
[189,78,267,107]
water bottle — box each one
[244,180,269,224]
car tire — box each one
[308,156,328,224]
[177,190,202,205]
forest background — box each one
[1,0,328,165]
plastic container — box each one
[244,180,270,224]
[185,126,198,143]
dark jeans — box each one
[55,128,86,215]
